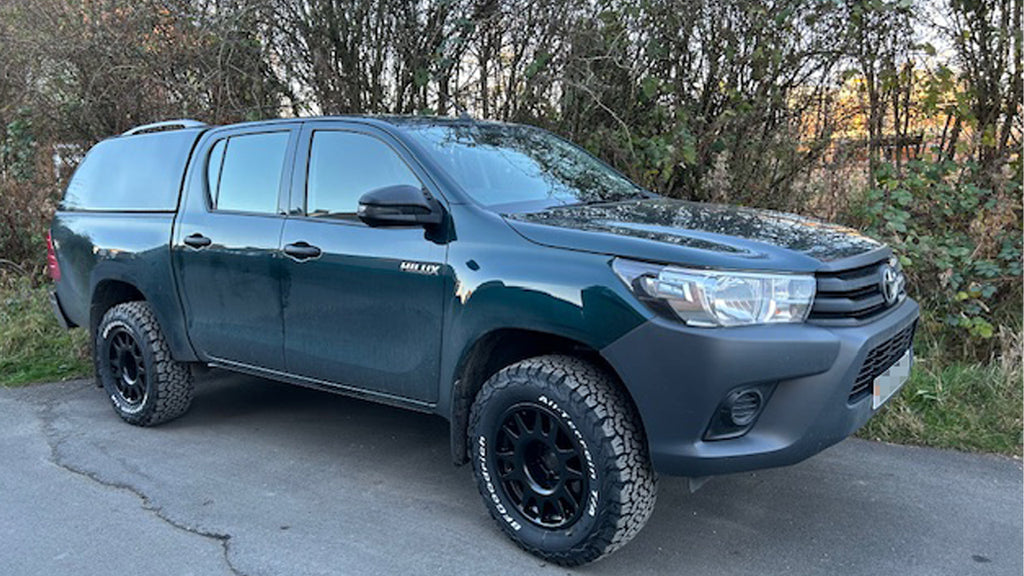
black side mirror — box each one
[357,185,444,228]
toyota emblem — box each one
[880,260,905,306]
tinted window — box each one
[61,129,202,211]
[215,132,289,213]
[404,123,646,212]
[306,131,421,217]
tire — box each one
[468,354,657,566]
[94,301,194,426]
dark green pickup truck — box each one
[49,116,918,565]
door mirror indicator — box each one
[357,185,444,227]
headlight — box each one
[613,258,816,327]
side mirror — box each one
[357,185,444,228]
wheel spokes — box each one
[491,402,590,529]
[106,328,147,407]
[512,411,532,435]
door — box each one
[173,125,298,369]
[280,124,447,402]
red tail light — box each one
[46,231,61,281]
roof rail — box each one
[121,119,207,137]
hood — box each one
[503,198,887,272]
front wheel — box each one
[468,355,657,566]
[95,301,194,426]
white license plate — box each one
[873,348,913,410]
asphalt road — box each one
[1,371,1020,576]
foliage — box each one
[856,157,1022,358]
[945,0,1022,178]
[0,175,58,278]
[1,110,36,181]
[0,276,91,387]
[0,0,284,142]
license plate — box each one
[873,348,913,410]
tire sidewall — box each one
[96,307,157,424]
[470,375,610,554]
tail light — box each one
[46,231,61,281]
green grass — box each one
[859,356,1023,457]
[1,277,91,386]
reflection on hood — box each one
[505,198,884,262]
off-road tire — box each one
[95,301,194,426]
[468,354,657,566]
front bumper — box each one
[601,298,920,477]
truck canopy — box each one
[61,127,205,211]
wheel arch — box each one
[448,327,643,466]
[90,279,145,335]
[88,275,198,363]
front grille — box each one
[810,259,892,322]
[850,321,916,400]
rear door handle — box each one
[183,233,212,249]
[283,242,322,261]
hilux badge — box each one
[400,261,441,276]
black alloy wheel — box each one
[106,327,148,407]
[493,403,589,529]
[95,301,194,426]
[469,355,658,566]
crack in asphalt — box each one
[35,393,246,576]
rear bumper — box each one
[601,298,920,477]
[49,290,76,329]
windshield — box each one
[403,123,650,212]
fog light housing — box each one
[704,383,775,440]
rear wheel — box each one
[95,301,193,426]
[468,355,657,566]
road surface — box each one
[1,371,1020,576]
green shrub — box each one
[854,158,1023,361]
[0,275,91,386]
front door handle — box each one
[183,233,212,249]
[283,242,322,261]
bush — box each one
[0,179,58,276]
[1,115,61,276]
[853,157,1023,361]
[0,275,91,386]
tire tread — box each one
[96,301,193,426]
[468,354,657,566]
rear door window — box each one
[212,132,290,214]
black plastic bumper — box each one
[601,298,920,477]
[49,290,75,329]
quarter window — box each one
[206,139,226,204]
[306,131,421,217]
[212,132,289,214]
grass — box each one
[0,277,91,386]
[859,354,1022,457]
[1,275,1020,456]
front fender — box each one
[437,227,648,419]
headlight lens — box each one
[613,259,816,327]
